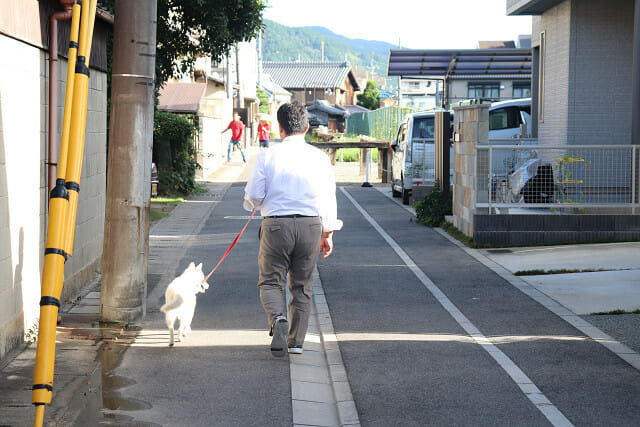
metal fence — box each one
[346,106,416,141]
[476,143,640,213]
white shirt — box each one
[243,134,343,232]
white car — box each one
[489,98,532,139]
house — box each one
[259,73,292,115]
[256,73,292,131]
[263,61,361,106]
[306,100,349,132]
[506,0,638,146]
[158,40,260,178]
[0,1,112,360]
[378,88,397,108]
[388,47,532,107]
[399,78,438,110]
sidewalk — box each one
[0,149,262,426]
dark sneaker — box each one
[288,345,303,355]
[270,316,288,357]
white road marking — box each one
[340,186,573,427]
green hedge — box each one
[153,110,199,196]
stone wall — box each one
[452,104,489,238]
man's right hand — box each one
[320,232,333,258]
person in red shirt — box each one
[222,112,246,164]
[255,115,271,150]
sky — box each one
[263,0,532,49]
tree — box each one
[156,0,266,85]
[102,0,267,86]
[256,87,269,113]
[357,80,380,110]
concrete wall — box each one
[533,0,634,145]
[197,85,233,177]
[0,34,107,361]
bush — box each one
[415,181,452,227]
[153,110,200,195]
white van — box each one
[390,98,532,204]
[390,111,451,204]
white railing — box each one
[476,144,639,214]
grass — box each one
[440,222,486,248]
[150,208,170,222]
[151,196,183,206]
[150,195,184,222]
[591,309,640,315]
[337,148,379,163]
[192,183,208,194]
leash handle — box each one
[202,209,257,283]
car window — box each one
[412,117,434,141]
[489,107,520,130]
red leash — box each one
[202,209,257,283]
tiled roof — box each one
[307,100,348,117]
[157,82,206,113]
[338,104,370,114]
[263,61,359,90]
[260,74,292,96]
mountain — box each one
[262,20,396,78]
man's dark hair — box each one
[277,101,308,136]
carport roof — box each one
[387,48,532,78]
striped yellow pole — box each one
[32,2,97,425]
[64,0,97,257]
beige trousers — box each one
[258,216,323,346]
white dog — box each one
[160,262,209,346]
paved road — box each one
[92,175,640,426]
[3,150,640,426]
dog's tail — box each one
[160,295,184,313]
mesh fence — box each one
[476,144,639,210]
[346,106,417,141]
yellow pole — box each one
[64,0,97,257]
[57,3,82,180]
[32,2,97,425]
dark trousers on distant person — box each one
[258,216,323,346]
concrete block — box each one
[478,122,489,143]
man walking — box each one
[222,112,247,164]
[243,101,342,357]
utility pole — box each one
[100,0,157,322]
[236,43,243,109]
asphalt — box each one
[1,145,639,426]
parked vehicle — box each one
[488,98,532,139]
[390,98,536,205]
[390,111,452,204]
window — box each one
[489,108,520,131]
[305,88,315,103]
[513,82,531,98]
[412,117,435,140]
[468,82,500,100]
